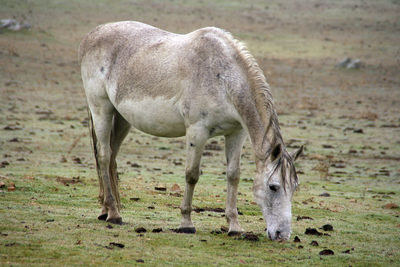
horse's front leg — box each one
[224,129,247,234]
[179,125,208,233]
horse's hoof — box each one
[98,214,108,221]
[177,227,196,234]
[228,231,242,236]
[106,217,123,225]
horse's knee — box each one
[185,168,200,185]
[226,167,240,184]
[97,144,111,165]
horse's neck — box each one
[249,113,282,162]
[231,87,282,160]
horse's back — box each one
[79,21,170,64]
[80,21,244,138]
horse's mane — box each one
[219,30,299,190]
[220,30,283,147]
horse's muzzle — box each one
[267,229,290,241]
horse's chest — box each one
[116,97,186,137]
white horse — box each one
[79,21,303,240]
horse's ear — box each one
[291,145,304,161]
[270,143,282,162]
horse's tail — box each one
[87,109,121,210]
[88,108,104,205]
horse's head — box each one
[253,144,303,241]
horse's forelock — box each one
[280,152,299,191]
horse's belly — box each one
[116,97,186,137]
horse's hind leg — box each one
[110,112,131,160]
[108,112,131,213]
[97,111,131,221]
[224,129,247,234]
[88,96,123,224]
[179,125,209,233]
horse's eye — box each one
[269,183,280,192]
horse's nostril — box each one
[276,231,281,239]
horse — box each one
[79,21,303,241]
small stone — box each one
[347,59,361,69]
[336,57,351,68]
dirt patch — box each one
[305,228,322,236]
[135,227,147,233]
[56,176,82,186]
[107,242,125,249]
[320,224,333,231]
[383,203,399,209]
[234,232,260,242]
[205,144,222,151]
[319,249,334,256]
[193,207,225,213]
[297,216,314,221]
[154,186,167,192]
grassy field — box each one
[1,0,399,266]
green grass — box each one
[1,0,400,266]
[1,127,399,266]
